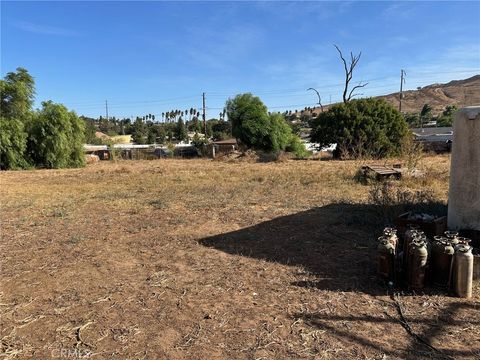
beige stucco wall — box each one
[448,106,480,231]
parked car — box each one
[154,148,172,158]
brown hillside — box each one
[379,75,480,114]
[305,75,480,115]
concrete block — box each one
[448,106,480,231]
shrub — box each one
[369,181,444,222]
[266,113,293,151]
[401,133,424,171]
[310,98,409,159]
[286,135,309,158]
[191,133,208,156]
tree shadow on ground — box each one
[199,202,480,358]
[199,202,447,296]
[294,301,480,359]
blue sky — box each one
[1,1,479,119]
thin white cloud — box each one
[382,2,417,21]
[14,21,81,37]
[184,24,264,70]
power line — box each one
[65,70,479,110]
[68,69,479,116]
[205,70,478,96]
[63,95,199,107]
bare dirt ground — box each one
[1,156,479,359]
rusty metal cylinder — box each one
[456,237,472,246]
[384,227,398,252]
[403,227,420,271]
[404,225,419,257]
[408,240,428,291]
[473,253,480,281]
[431,237,454,287]
[445,231,459,245]
[453,244,474,298]
[378,236,395,282]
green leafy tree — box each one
[188,116,202,133]
[147,127,157,144]
[211,120,232,141]
[288,121,302,136]
[0,68,35,169]
[0,117,28,169]
[156,125,167,144]
[266,113,293,151]
[286,135,309,158]
[191,132,208,156]
[225,93,306,155]
[225,93,271,149]
[146,123,166,144]
[0,67,35,120]
[27,101,85,168]
[82,116,105,145]
[226,94,307,157]
[175,118,188,141]
[420,103,433,126]
[437,105,457,127]
[310,98,408,159]
[404,112,420,127]
[131,117,148,144]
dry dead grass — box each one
[1,155,478,359]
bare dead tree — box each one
[307,87,324,112]
[334,44,369,103]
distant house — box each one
[412,127,453,153]
[208,138,238,158]
[411,127,453,137]
[95,131,110,140]
[84,144,110,160]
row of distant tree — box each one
[403,104,457,128]
[83,115,232,145]
[1,62,436,170]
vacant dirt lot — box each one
[1,156,478,359]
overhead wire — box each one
[65,68,479,116]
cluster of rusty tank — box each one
[377,225,474,298]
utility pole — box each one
[105,100,109,121]
[202,92,207,136]
[399,69,406,112]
